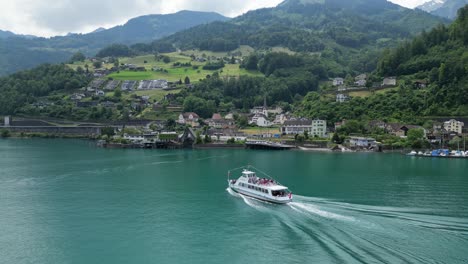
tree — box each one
[166,118,176,130]
[162,56,171,63]
[114,88,122,98]
[184,76,191,84]
[332,133,342,144]
[93,61,103,69]
[1,129,11,138]
[407,129,426,149]
[69,52,86,63]
[101,127,115,137]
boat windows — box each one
[272,190,289,197]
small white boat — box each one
[228,167,292,204]
[407,151,417,156]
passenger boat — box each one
[228,166,292,204]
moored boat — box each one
[228,166,292,204]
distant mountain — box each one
[0,30,16,39]
[91,27,106,34]
[417,0,467,19]
[0,10,228,76]
[417,0,445,13]
[431,0,468,19]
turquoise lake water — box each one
[0,139,467,263]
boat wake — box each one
[226,190,468,263]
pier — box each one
[245,141,295,150]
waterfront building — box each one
[444,119,464,134]
[282,119,312,135]
[349,137,377,147]
[311,119,327,138]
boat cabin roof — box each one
[242,170,256,176]
[269,185,289,191]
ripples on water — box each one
[227,189,468,263]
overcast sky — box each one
[0,0,430,37]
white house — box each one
[349,137,377,147]
[250,106,268,118]
[273,114,289,125]
[178,112,200,127]
[382,77,397,87]
[249,114,270,127]
[311,119,327,138]
[336,94,349,103]
[333,78,344,86]
[354,79,367,87]
[281,119,312,135]
[95,90,105,96]
[444,119,464,134]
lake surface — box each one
[1,139,467,264]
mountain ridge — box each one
[0,10,228,76]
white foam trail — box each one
[197,155,227,161]
[226,187,240,197]
[151,161,183,165]
[289,202,355,222]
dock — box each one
[245,141,295,150]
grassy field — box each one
[68,49,263,82]
[349,87,398,98]
[239,127,282,135]
[108,53,262,82]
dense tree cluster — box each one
[0,64,91,114]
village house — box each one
[250,106,269,117]
[444,119,464,134]
[414,80,428,89]
[354,74,367,86]
[206,113,235,129]
[349,137,377,148]
[386,123,405,137]
[382,77,397,87]
[281,119,312,135]
[178,112,200,127]
[387,123,427,138]
[311,119,327,138]
[121,80,137,91]
[332,77,344,86]
[71,93,85,101]
[249,113,271,127]
[224,113,234,120]
[273,114,289,125]
[138,80,168,90]
[336,94,349,103]
[95,90,105,96]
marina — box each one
[407,149,468,158]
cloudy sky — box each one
[0,0,430,37]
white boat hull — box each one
[229,183,292,204]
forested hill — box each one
[154,0,445,53]
[377,5,468,115]
[296,6,468,124]
[127,0,445,73]
[0,11,228,76]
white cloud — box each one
[0,0,430,37]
